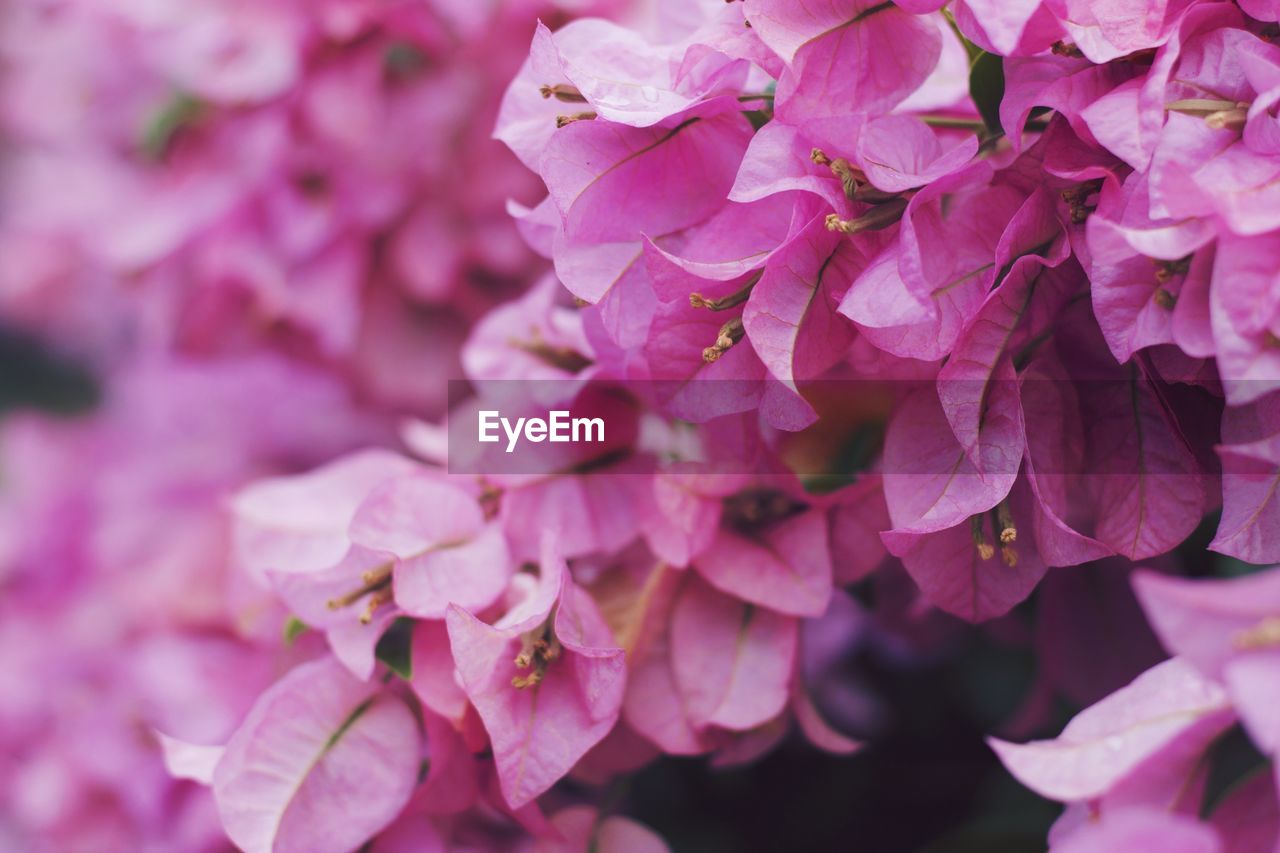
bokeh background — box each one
[2,1,1258,850]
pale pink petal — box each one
[231,450,418,578]
[693,510,833,617]
[212,658,421,853]
[1133,569,1280,681]
[410,620,469,723]
[989,659,1234,802]
[1213,434,1280,564]
[393,525,511,620]
[670,578,797,731]
[157,733,224,786]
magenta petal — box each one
[742,217,861,385]
[729,121,849,212]
[1053,0,1194,63]
[346,475,510,619]
[532,21,694,127]
[882,486,1047,622]
[412,711,479,817]
[1210,233,1280,406]
[955,0,1056,56]
[553,235,645,308]
[393,524,511,619]
[1211,233,1280,339]
[212,657,421,853]
[1195,144,1280,236]
[409,620,469,723]
[670,578,797,731]
[1087,217,1182,363]
[541,109,752,245]
[463,273,594,382]
[546,806,669,853]
[827,476,892,584]
[1223,652,1280,755]
[936,307,1028,472]
[1083,374,1206,560]
[500,471,646,562]
[1020,355,1114,566]
[642,471,725,568]
[988,659,1234,802]
[1207,770,1280,853]
[349,475,485,556]
[643,195,795,292]
[853,115,978,192]
[1053,808,1224,853]
[746,0,941,121]
[791,687,862,756]
[446,546,624,809]
[882,388,1018,535]
[1213,433,1280,564]
[555,581,629,722]
[326,610,400,681]
[838,241,936,351]
[1081,79,1150,170]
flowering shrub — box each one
[4,0,1280,850]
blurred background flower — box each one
[0,1,619,849]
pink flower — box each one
[743,0,944,123]
[989,658,1235,811]
[446,542,627,808]
[1134,569,1280,756]
[210,656,423,853]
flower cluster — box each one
[0,0,626,850]
[5,0,1280,849]
[156,0,1280,849]
[0,0,588,411]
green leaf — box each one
[1200,724,1269,818]
[1214,554,1273,577]
[969,52,1005,135]
[140,92,203,161]
[375,618,414,680]
[943,9,985,64]
[283,616,310,646]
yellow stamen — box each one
[995,502,1017,544]
[539,83,586,103]
[327,564,393,611]
[1234,616,1280,650]
[556,111,597,128]
[702,317,744,363]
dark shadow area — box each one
[0,325,99,415]
[625,629,1061,853]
